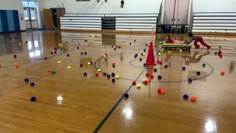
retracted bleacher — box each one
[60,13,158,32]
[192,12,236,33]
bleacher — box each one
[60,13,158,32]
[192,12,236,33]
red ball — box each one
[142,80,148,85]
[132,81,136,86]
[47,69,51,73]
[159,61,163,65]
[95,73,99,77]
[160,89,166,95]
[190,96,197,102]
[157,88,162,93]
[221,71,225,76]
[145,73,150,77]
[150,74,154,79]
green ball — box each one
[219,46,222,49]
[52,70,56,74]
[159,41,163,45]
[104,57,108,61]
[202,64,206,68]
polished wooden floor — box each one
[0,30,236,133]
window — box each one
[23,0,37,20]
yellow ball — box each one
[97,69,102,72]
[116,75,120,79]
[158,52,161,56]
[136,84,141,89]
[57,61,62,64]
[67,66,71,69]
[87,62,91,65]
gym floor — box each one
[0,30,235,133]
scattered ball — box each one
[80,64,83,67]
[132,81,136,86]
[77,46,79,50]
[139,58,142,62]
[182,66,186,71]
[202,64,206,68]
[84,52,87,55]
[15,64,19,69]
[107,74,111,79]
[30,97,37,102]
[67,66,71,69]
[154,68,157,72]
[115,75,120,79]
[124,93,129,99]
[196,71,201,76]
[157,75,162,80]
[97,69,102,72]
[221,71,225,76]
[103,72,107,76]
[95,73,99,77]
[164,64,168,69]
[51,70,56,75]
[57,61,62,64]
[67,54,70,57]
[13,54,17,59]
[30,82,35,87]
[136,84,141,89]
[81,52,84,56]
[142,79,148,85]
[111,73,115,77]
[50,51,53,55]
[190,96,197,102]
[47,69,51,73]
[24,78,29,83]
[188,78,192,83]
[83,72,88,77]
[44,57,48,61]
[183,94,189,100]
[112,79,116,83]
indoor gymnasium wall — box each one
[0,0,26,31]
[193,0,236,12]
[38,0,162,14]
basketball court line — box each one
[93,65,146,133]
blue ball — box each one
[124,93,129,98]
[111,73,115,77]
[183,94,189,100]
[24,78,29,83]
[30,97,37,102]
[83,72,87,77]
[157,75,162,80]
[112,79,116,83]
[30,82,35,87]
[107,74,111,79]
[196,71,201,75]
[188,78,192,83]
[154,68,157,72]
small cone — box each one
[145,42,156,65]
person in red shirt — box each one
[165,35,175,43]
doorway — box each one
[22,0,39,30]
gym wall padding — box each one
[0,10,20,33]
